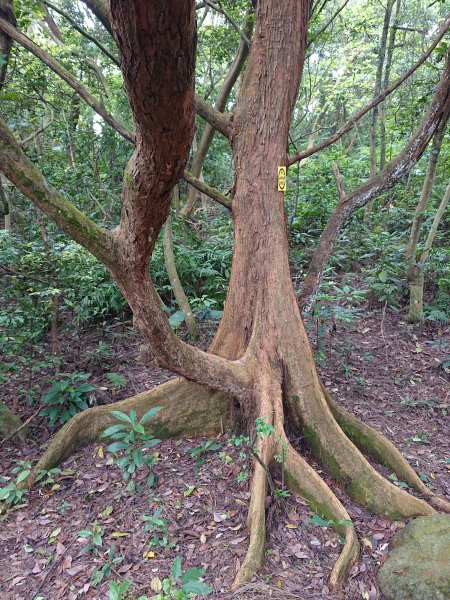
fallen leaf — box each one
[150,577,162,592]
[111,531,129,538]
[48,527,61,544]
[144,551,155,559]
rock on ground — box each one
[0,401,26,441]
[377,514,450,600]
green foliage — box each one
[188,439,221,471]
[92,544,124,586]
[101,407,162,487]
[0,460,31,509]
[152,556,212,599]
[108,556,212,600]
[40,372,95,427]
[141,508,175,550]
[107,372,128,390]
[309,514,353,528]
[78,520,104,556]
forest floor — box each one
[0,299,449,600]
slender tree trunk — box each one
[0,174,11,231]
[380,0,401,170]
[366,0,395,220]
[163,208,199,341]
[407,180,450,322]
[179,14,251,218]
[0,0,15,89]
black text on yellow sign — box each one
[278,166,287,192]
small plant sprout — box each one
[101,407,162,487]
[150,555,213,599]
[141,508,175,549]
[309,514,353,529]
[0,460,31,509]
[188,438,221,471]
[78,520,104,556]
[40,372,96,426]
[91,543,124,586]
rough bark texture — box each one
[1,1,448,593]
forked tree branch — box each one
[288,14,450,166]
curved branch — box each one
[183,170,231,209]
[0,118,116,268]
[288,14,450,166]
[307,0,351,48]
[299,52,450,312]
[0,16,134,143]
[80,0,112,35]
[45,1,120,66]
[194,93,231,138]
[204,0,250,48]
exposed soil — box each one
[1,303,448,600]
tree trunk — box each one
[1,1,448,593]
[407,180,450,322]
[163,210,199,341]
[0,175,11,231]
[366,0,395,221]
[178,14,251,218]
[380,0,401,170]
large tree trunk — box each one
[1,0,448,593]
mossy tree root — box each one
[322,386,450,513]
[283,437,360,589]
[232,369,277,589]
[23,378,231,488]
[292,382,435,520]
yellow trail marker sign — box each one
[278,166,287,192]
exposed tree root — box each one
[232,457,268,590]
[23,378,231,488]
[287,367,436,519]
[322,385,450,513]
[281,433,359,589]
[233,369,277,589]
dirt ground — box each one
[1,305,449,600]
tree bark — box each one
[1,1,448,593]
